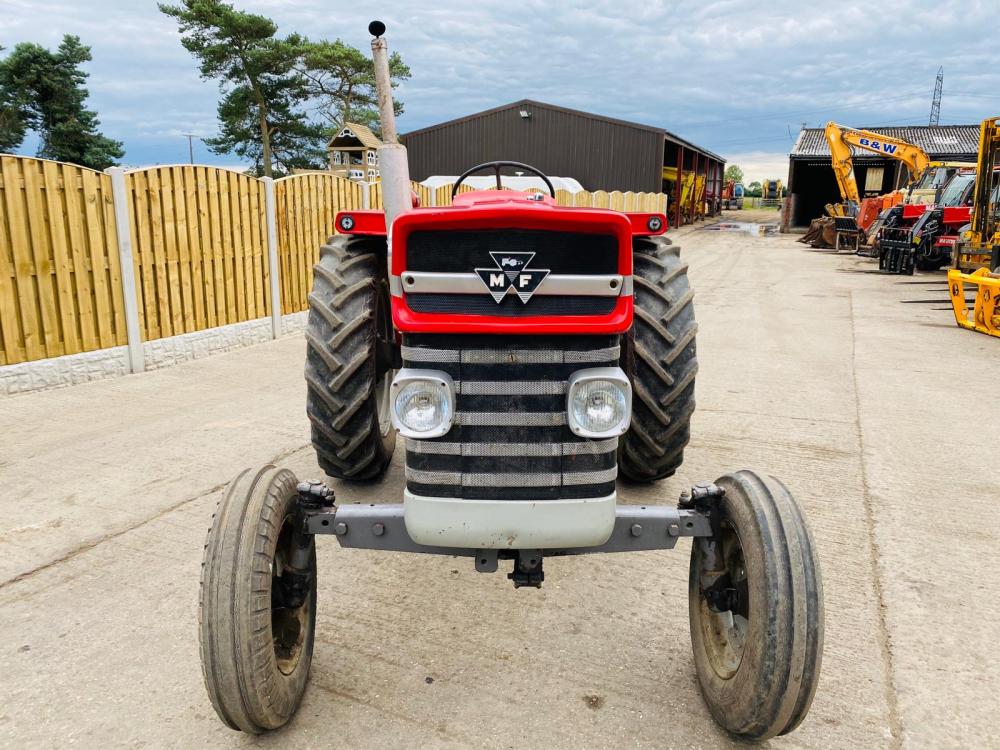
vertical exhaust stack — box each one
[369,21,411,232]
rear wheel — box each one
[619,236,698,481]
[305,235,396,480]
[199,466,316,733]
[688,470,824,740]
[916,255,947,272]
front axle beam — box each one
[304,502,712,557]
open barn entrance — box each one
[788,159,902,227]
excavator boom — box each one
[824,123,862,207]
[824,122,933,209]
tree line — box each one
[0,0,409,176]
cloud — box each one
[3,0,997,167]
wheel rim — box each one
[697,520,750,680]
[271,518,311,676]
[375,280,394,438]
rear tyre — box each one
[688,470,824,740]
[915,255,947,272]
[305,235,396,480]
[199,466,316,733]
[618,236,698,482]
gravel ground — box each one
[1,208,996,748]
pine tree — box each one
[0,36,124,169]
[159,0,324,176]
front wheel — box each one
[688,470,823,740]
[199,466,316,733]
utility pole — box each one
[929,67,943,126]
[181,133,199,164]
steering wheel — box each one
[451,161,556,199]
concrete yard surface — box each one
[0,209,997,748]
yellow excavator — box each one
[947,116,1000,338]
[824,122,931,215]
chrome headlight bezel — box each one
[389,369,456,439]
[566,366,632,438]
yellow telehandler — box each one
[947,116,1000,338]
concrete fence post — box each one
[262,177,282,339]
[361,180,371,210]
[428,185,437,207]
[106,167,145,373]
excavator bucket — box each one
[948,268,1000,338]
[799,216,836,248]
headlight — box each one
[567,367,632,438]
[390,369,455,438]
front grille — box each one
[402,334,620,500]
[406,229,617,274]
[405,294,616,317]
[403,228,620,317]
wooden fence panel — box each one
[0,155,125,365]
[410,182,433,207]
[433,185,452,207]
[368,181,383,209]
[274,172,364,313]
[125,166,270,341]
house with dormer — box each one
[327,122,383,181]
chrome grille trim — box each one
[404,466,618,487]
[401,345,620,364]
[406,438,619,457]
[399,271,628,297]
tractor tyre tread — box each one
[199,466,316,734]
[305,235,395,481]
[688,470,824,740]
[619,236,698,482]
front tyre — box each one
[199,467,317,733]
[688,471,824,740]
[619,236,698,481]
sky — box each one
[3,0,999,185]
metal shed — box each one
[401,99,725,226]
[783,124,979,229]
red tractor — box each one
[196,22,823,742]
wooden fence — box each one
[0,156,126,365]
[0,154,673,367]
[274,172,363,314]
[125,166,270,340]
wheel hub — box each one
[697,519,750,680]
[271,520,311,676]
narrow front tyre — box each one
[199,466,317,733]
[688,470,824,740]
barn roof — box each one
[790,124,980,159]
[403,99,726,163]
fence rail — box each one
[1,153,673,367]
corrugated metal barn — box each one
[784,124,979,228]
[402,99,725,227]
